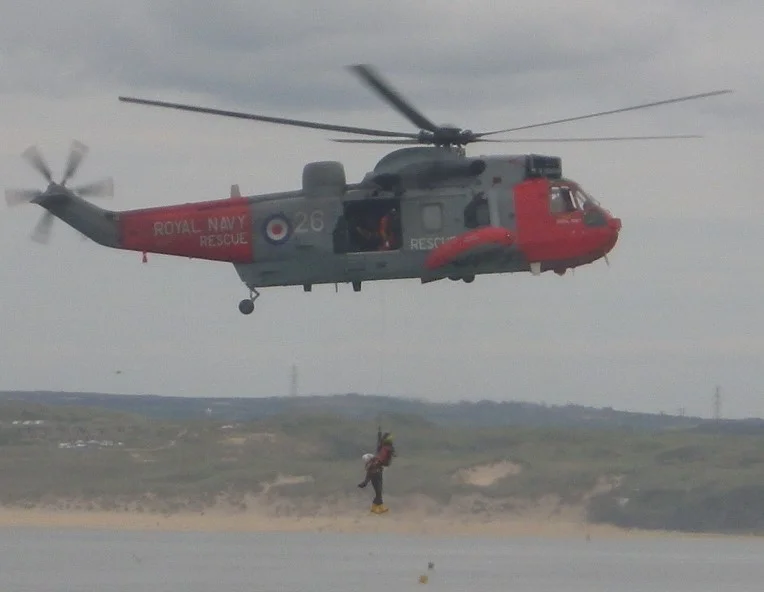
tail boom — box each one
[40,192,121,248]
[42,192,255,263]
[118,197,254,262]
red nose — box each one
[608,217,622,232]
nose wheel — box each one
[238,287,260,315]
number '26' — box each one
[294,210,324,233]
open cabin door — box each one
[334,197,402,254]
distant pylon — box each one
[290,364,299,397]
[713,385,721,420]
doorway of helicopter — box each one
[333,198,402,254]
[332,191,491,255]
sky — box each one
[1,0,762,419]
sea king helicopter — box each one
[5,65,731,314]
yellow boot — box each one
[370,503,388,514]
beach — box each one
[0,501,736,540]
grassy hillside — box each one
[2,400,764,534]
[2,389,741,431]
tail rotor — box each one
[5,140,114,244]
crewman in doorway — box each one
[358,430,396,513]
[378,207,400,250]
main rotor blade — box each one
[118,96,418,139]
[477,89,733,137]
[332,134,701,145]
[348,64,438,132]
[31,211,54,244]
[21,146,53,184]
[73,177,114,198]
[5,188,43,207]
[331,138,422,145]
[61,140,89,185]
[472,134,704,142]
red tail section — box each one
[119,197,254,262]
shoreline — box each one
[0,506,755,541]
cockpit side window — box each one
[549,186,576,214]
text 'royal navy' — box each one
[152,215,249,248]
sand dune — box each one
[453,461,522,486]
[0,497,732,541]
[260,474,314,494]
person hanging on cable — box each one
[358,427,396,514]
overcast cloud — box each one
[1,0,762,419]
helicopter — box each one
[5,64,731,315]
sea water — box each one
[1,527,763,592]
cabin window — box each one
[421,203,443,231]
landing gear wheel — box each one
[463,275,475,283]
[238,299,254,315]
[238,287,260,314]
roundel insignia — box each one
[263,213,291,245]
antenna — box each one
[713,385,722,420]
[290,364,299,397]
